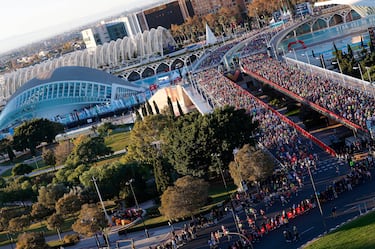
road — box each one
[180,165,375,249]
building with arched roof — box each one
[1,26,176,102]
[315,0,375,17]
[0,66,145,131]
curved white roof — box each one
[315,0,375,7]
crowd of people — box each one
[193,68,320,175]
[240,53,375,131]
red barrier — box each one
[228,71,337,157]
[242,67,366,133]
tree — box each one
[80,161,147,201]
[37,184,67,210]
[164,106,258,178]
[146,100,154,115]
[67,136,113,165]
[176,100,184,116]
[54,140,73,165]
[125,114,170,164]
[0,177,6,188]
[141,105,148,117]
[167,96,175,117]
[46,213,64,241]
[8,215,31,233]
[12,118,64,155]
[153,101,160,115]
[12,163,33,176]
[72,203,107,238]
[42,147,56,167]
[31,203,53,221]
[0,138,15,162]
[347,44,353,58]
[229,144,274,189]
[97,122,114,137]
[16,232,49,249]
[159,176,209,220]
[153,159,173,194]
[55,192,82,217]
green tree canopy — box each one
[163,106,257,177]
[55,192,82,217]
[159,175,209,220]
[37,184,67,210]
[31,203,53,222]
[8,215,31,233]
[16,232,50,249]
[97,122,115,137]
[42,148,56,166]
[80,161,148,202]
[46,213,64,241]
[67,136,113,165]
[72,203,107,237]
[229,144,275,189]
[12,163,33,176]
[12,118,64,155]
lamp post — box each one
[126,179,149,238]
[92,177,111,225]
[315,55,328,78]
[332,60,346,85]
[225,207,241,234]
[212,153,228,190]
[301,53,312,73]
[91,176,112,247]
[365,66,375,96]
[353,64,366,92]
[306,164,327,232]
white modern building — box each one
[315,0,375,17]
[1,27,177,101]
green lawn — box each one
[104,131,131,152]
[304,211,375,249]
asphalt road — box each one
[181,166,375,249]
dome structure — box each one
[0,66,145,131]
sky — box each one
[0,0,167,54]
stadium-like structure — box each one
[315,0,375,17]
[0,26,176,101]
[0,66,145,131]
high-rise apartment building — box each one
[82,22,128,49]
[190,0,249,17]
[135,0,194,31]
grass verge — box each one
[303,211,375,249]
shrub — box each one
[63,234,80,245]
[12,163,33,176]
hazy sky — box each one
[0,0,165,54]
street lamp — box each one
[91,176,112,247]
[126,179,149,238]
[301,53,312,73]
[315,55,328,78]
[365,66,375,96]
[212,153,228,190]
[232,148,245,192]
[332,59,346,85]
[225,206,241,234]
[353,64,366,92]
[306,164,327,232]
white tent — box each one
[205,24,217,45]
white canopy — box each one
[205,24,217,45]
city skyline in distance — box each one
[0,0,171,54]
